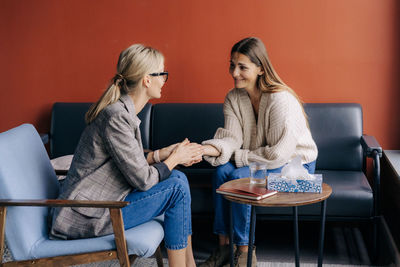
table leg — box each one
[247,205,256,267]
[229,201,234,267]
[318,200,327,267]
[293,206,300,267]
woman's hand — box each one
[164,139,204,170]
[173,139,204,165]
[159,142,179,161]
[181,142,204,167]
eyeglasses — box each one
[149,71,169,82]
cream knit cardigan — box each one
[202,88,318,169]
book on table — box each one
[216,182,277,200]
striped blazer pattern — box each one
[50,94,161,239]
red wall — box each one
[1,0,399,149]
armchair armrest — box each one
[0,199,128,208]
[361,135,382,158]
[0,199,132,266]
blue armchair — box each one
[0,124,164,266]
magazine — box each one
[216,183,277,200]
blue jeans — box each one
[213,161,316,245]
[122,170,192,250]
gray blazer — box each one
[50,94,170,240]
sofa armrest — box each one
[361,135,382,217]
[40,133,49,145]
[361,135,382,158]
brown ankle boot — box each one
[223,247,257,267]
[199,245,231,267]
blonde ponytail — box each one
[85,44,164,124]
[85,82,121,124]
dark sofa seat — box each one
[256,170,373,218]
[255,104,373,220]
[47,102,381,223]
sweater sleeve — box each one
[202,93,243,166]
[234,92,300,169]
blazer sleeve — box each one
[102,111,167,191]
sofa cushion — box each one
[184,168,373,218]
[50,154,73,180]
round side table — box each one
[220,178,332,267]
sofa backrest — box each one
[150,103,363,171]
[50,102,152,158]
[50,102,364,171]
[150,103,224,150]
[305,103,363,171]
[50,103,91,158]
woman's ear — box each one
[143,75,151,88]
[258,67,264,76]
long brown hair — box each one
[231,37,309,124]
[85,44,163,124]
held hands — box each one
[163,138,205,170]
[173,138,204,167]
[159,143,179,161]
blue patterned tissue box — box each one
[267,173,323,193]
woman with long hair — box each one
[50,44,202,267]
[200,37,318,267]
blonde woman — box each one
[50,44,203,267]
[200,37,318,267]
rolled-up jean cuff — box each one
[165,241,188,250]
[164,230,192,250]
[234,241,250,246]
[213,231,250,246]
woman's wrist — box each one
[147,151,155,164]
[153,149,161,163]
[203,144,221,157]
[163,151,179,171]
[159,147,171,161]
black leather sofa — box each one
[48,102,382,224]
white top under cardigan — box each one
[202,88,318,169]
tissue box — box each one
[267,173,323,193]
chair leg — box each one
[155,245,164,267]
[109,208,130,267]
[0,207,6,265]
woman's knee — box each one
[214,162,236,184]
[231,166,250,180]
[168,172,191,200]
[170,170,189,184]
